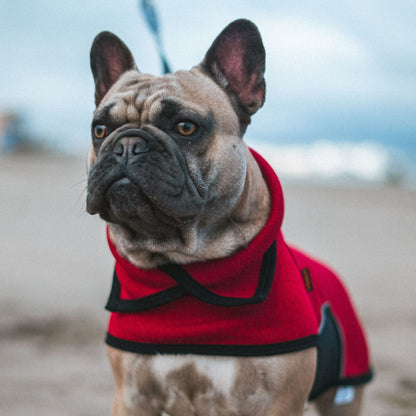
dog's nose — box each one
[113,137,149,158]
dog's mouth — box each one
[103,176,148,218]
[86,145,205,227]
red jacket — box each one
[105,150,372,398]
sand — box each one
[1,153,415,415]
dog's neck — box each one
[108,146,271,269]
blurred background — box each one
[1,0,415,185]
[1,1,416,415]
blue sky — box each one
[0,0,415,156]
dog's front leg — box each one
[108,346,127,416]
[314,385,364,416]
[261,348,317,416]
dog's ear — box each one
[90,32,137,106]
[201,19,266,128]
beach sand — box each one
[1,153,415,415]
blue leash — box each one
[140,0,171,74]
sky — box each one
[0,0,415,157]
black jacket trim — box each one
[159,240,277,306]
[106,240,277,312]
[105,332,319,357]
[308,305,373,400]
[105,269,186,312]
[336,370,374,387]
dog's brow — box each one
[94,101,116,123]
[159,99,202,122]
[160,99,183,119]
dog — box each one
[86,19,372,416]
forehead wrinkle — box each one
[126,104,139,122]
[138,84,175,125]
[122,91,140,122]
[103,89,138,125]
[121,89,138,112]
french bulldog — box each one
[86,19,371,416]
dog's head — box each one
[86,19,268,267]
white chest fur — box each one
[113,349,316,416]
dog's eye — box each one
[94,125,108,139]
[175,121,197,136]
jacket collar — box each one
[106,149,284,307]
